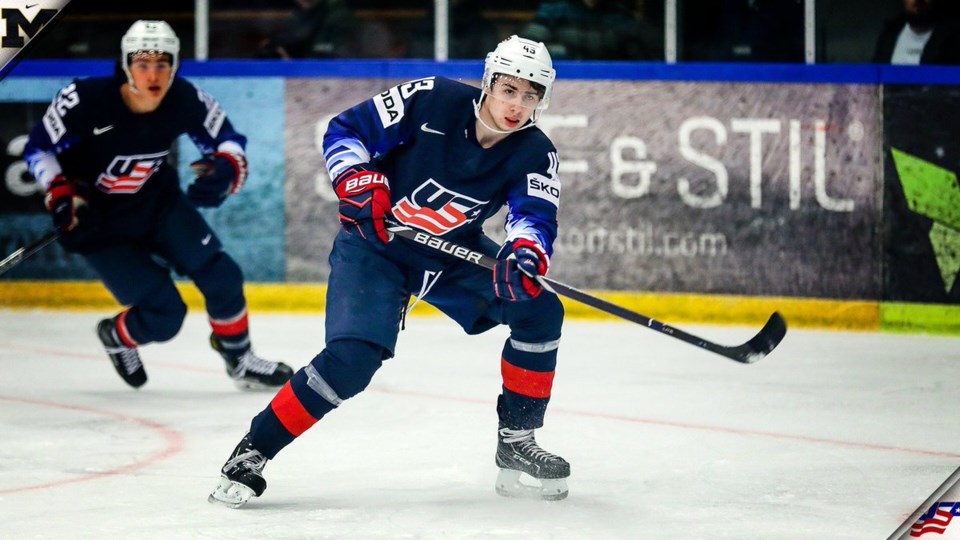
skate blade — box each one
[495,469,568,501]
[208,476,256,508]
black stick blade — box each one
[721,312,787,364]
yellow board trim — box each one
[0,280,955,335]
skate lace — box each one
[105,345,141,374]
[236,350,278,376]
[500,428,562,462]
[223,449,267,474]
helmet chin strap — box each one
[473,96,537,134]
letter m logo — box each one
[1,8,58,48]
[1,3,68,77]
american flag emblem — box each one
[392,179,487,235]
[911,502,960,537]
[96,152,168,194]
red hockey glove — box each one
[333,164,393,244]
[44,175,86,233]
[494,238,549,302]
[187,151,248,208]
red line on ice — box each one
[0,395,185,495]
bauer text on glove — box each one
[333,164,393,244]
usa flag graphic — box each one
[96,153,167,194]
[392,179,486,235]
[891,467,960,540]
[910,504,957,537]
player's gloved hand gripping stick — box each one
[333,164,394,244]
[494,238,549,302]
[187,152,248,208]
[40,175,97,253]
[44,175,86,233]
[387,221,787,364]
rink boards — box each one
[0,61,958,333]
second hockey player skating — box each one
[23,20,293,392]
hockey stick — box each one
[387,223,786,364]
[0,231,60,277]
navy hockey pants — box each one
[83,196,247,346]
[249,230,564,458]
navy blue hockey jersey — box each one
[323,76,561,256]
[24,75,246,232]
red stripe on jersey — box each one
[270,382,317,437]
[116,310,137,347]
[210,309,249,336]
[501,358,554,399]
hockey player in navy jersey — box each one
[210,35,569,506]
[23,20,293,391]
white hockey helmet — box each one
[121,20,180,88]
[480,35,556,123]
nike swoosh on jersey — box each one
[201,234,212,245]
[420,123,445,135]
[93,125,114,136]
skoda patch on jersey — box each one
[41,83,79,144]
[196,87,226,138]
[526,152,561,207]
[374,86,405,128]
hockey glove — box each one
[44,175,86,233]
[187,151,248,208]
[333,164,393,244]
[494,238,549,302]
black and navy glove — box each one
[494,238,549,302]
[333,164,393,244]
[187,151,248,208]
[44,175,86,233]
[44,175,98,252]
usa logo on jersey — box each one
[96,152,168,194]
[911,502,960,538]
[392,179,487,235]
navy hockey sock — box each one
[498,336,559,429]
[210,308,250,356]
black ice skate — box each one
[495,424,570,501]
[208,432,268,508]
[97,317,147,388]
[209,334,293,391]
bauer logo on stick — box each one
[0,1,70,78]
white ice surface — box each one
[1,309,958,539]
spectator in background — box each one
[256,0,357,59]
[521,0,661,61]
[873,0,960,65]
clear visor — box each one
[128,51,173,67]
[483,79,542,110]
